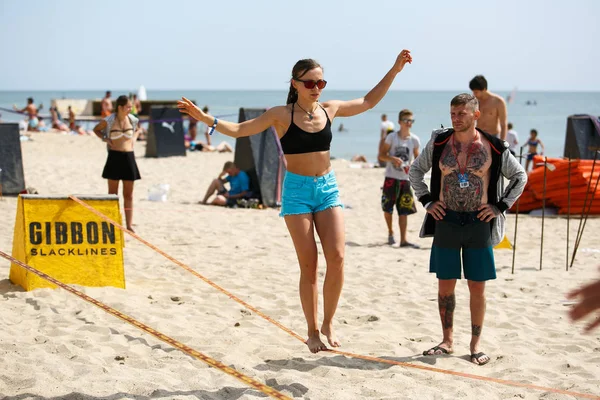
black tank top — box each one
[280,103,333,155]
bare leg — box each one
[384,211,395,245]
[314,207,345,348]
[107,179,119,196]
[122,180,135,232]
[423,279,456,355]
[468,280,490,365]
[202,178,224,204]
[284,214,327,353]
[211,195,227,206]
[384,212,393,235]
[399,214,408,244]
[216,142,233,153]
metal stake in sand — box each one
[567,153,571,271]
[511,147,524,275]
[570,150,599,269]
[540,157,547,270]
[571,152,600,269]
[536,157,556,271]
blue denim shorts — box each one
[279,170,343,217]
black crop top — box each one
[280,103,333,155]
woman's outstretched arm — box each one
[324,50,412,119]
[178,98,284,139]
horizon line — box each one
[2,88,600,93]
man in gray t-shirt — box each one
[378,109,421,248]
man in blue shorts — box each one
[201,161,250,207]
[409,93,526,366]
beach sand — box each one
[1,131,599,399]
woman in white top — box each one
[93,95,141,232]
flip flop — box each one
[470,352,490,365]
[422,345,451,356]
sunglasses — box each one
[294,79,327,90]
[401,119,415,123]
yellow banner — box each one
[10,195,125,291]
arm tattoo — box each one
[472,324,482,337]
[438,294,456,330]
[442,172,484,211]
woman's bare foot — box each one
[306,331,327,353]
[126,226,136,233]
[321,323,341,348]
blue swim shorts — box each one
[279,170,344,217]
[429,209,496,282]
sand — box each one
[0,131,599,400]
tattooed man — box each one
[409,93,526,366]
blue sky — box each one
[1,0,598,91]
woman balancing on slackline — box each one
[177,50,413,353]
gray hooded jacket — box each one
[408,128,527,246]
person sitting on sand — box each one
[192,140,233,153]
[50,107,69,132]
[350,155,368,162]
[201,161,250,206]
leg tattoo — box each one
[472,324,482,337]
[438,294,456,329]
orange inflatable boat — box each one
[509,155,600,215]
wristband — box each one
[208,117,218,135]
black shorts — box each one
[102,150,141,181]
[430,210,496,281]
[381,177,417,215]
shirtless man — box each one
[13,97,38,131]
[409,93,526,366]
[469,75,507,140]
[101,91,113,118]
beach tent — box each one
[145,107,186,158]
[234,108,285,207]
[0,123,26,195]
[563,115,600,159]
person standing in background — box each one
[378,109,420,248]
[506,122,519,156]
[93,95,142,232]
[101,91,113,118]
[469,75,507,141]
[378,114,396,167]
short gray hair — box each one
[450,93,479,111]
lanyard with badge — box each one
[452,132,479,188]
